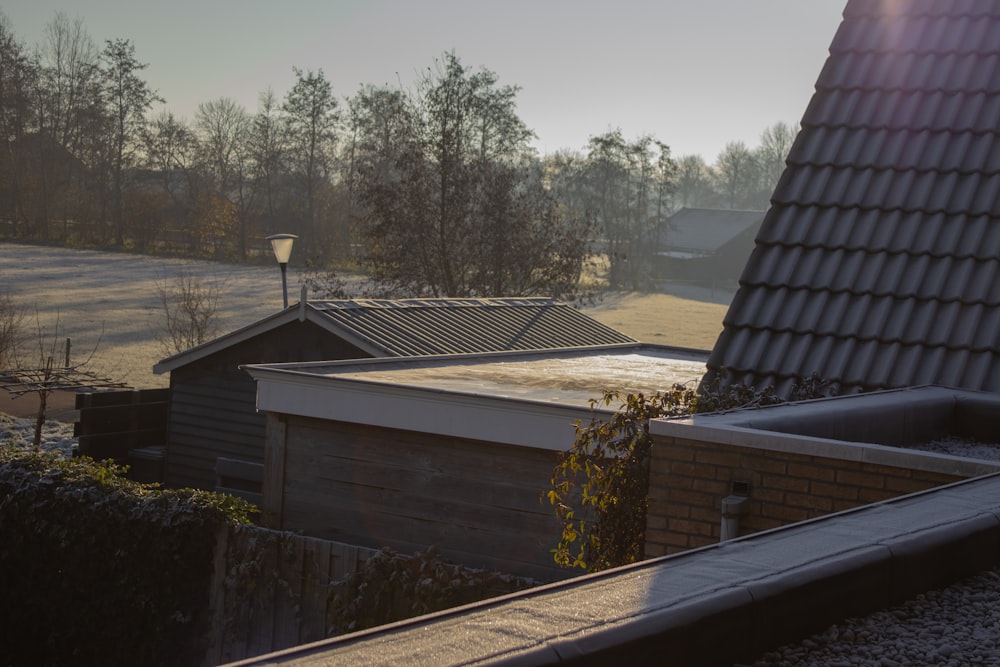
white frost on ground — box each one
[0,413,76,457]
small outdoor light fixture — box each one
[266,233,298,308]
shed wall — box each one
[265,414,565,581]
[164,321,369,490]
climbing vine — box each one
[548,373,830,572]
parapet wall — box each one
[645,434,966,556]
[228,473,1000,667]
[645,387,1000,557]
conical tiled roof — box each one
[707,0,1000,396]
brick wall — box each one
[644,435,965,557]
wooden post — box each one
[262,412,287,529]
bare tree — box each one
[0,289,25,371]
[714,140,757,209]
[353,52,591,298]
[100,37,162,247]
[4,312,124,451]
[155,271,223,355]
[674,154,717,209]
[194,97,252,258]
[283,67,339,256]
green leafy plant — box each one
[0,447,255,666]
[547,373,829,572]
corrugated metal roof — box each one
[707,0,1000,397]
[154,297,636,373]
[309,297,636,356]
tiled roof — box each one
[657,208,766,255]
[310,298,636,356]
[707,0,1000,396]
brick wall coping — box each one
[227,473,1000,667]
[650,385,1000,478]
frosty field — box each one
[0,242,731,390]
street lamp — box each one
[266,233,297,308]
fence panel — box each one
[205,528,377,666]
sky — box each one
[3,0,847,162]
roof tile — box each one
[707,0,1000,396]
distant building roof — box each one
[244,345,708,451]
[154,297,636,373]
[657,208,766,258]
[707,0,1000,397]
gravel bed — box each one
[909,436,1000,461]
[745,567,1000,665]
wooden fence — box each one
[74,388,169,465]
[204,528,378,666]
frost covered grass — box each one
[0,412,76,457]
[0,243,731,389]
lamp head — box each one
[266,233,297,265]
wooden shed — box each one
[244,344,709,580]
[152,297,636,496]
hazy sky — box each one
[4,1,846,161]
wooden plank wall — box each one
[74,388,169,460]
[203,527,378,666]
[164,374,264,490]
[271,415,566,582]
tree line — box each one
[0,11,795,296]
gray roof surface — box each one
[657,207,765,255]
[707,0,1000,397]
[309,298,636,356]
[155,297,636,372]
[258,345,709,408]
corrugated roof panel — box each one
[310,298,636,357]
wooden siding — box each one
[165,374,262,489]
[204,527,377,665]
[75,388,169,460]
[268,414,566,581]
[163,320,369,491]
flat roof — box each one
[280,346,707,407]
[244,345,708,451]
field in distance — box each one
[0,243,730,389]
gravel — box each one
[910,436,1000,462]
[746,567,1000,665]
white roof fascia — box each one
[246,366,598,452]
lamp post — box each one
[266,233,297,308]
